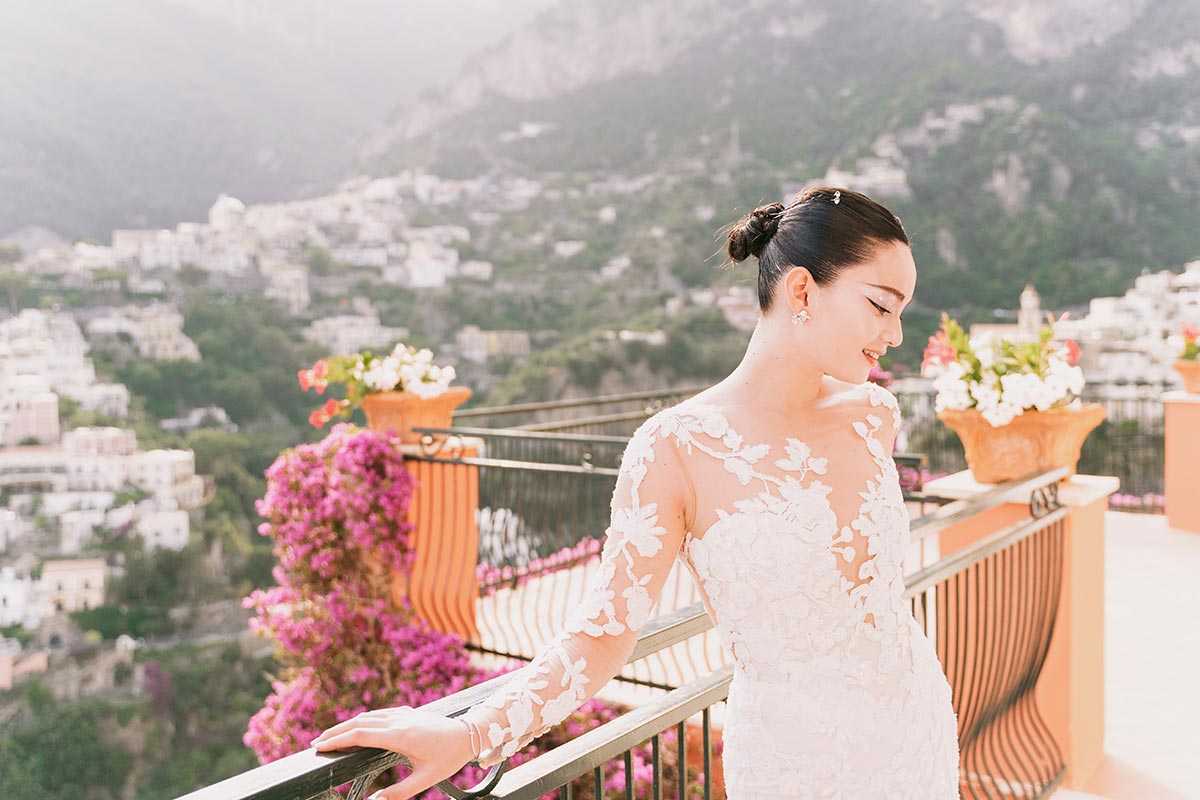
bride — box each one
[312,186,960,799]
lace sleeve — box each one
[460,411,691,767]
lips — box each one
[863,349,882,365]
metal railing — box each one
[456,381,1167,506]
[906,468,1070,799]
[178,467,1069,800]
[416,426,630,470]
[452,387,708,436]
[175,603,725,800]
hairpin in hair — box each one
[832,190,841,205]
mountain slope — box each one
[363,0,1200,319]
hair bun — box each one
[727,201,786,262]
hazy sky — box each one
[0,0,564,238]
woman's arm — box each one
[311,412,692,798]
[460,411,692,766]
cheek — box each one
[818,302,874,356]
[836,303,875,343]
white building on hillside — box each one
[456,326,532,364]
[126,450,205,510]
[302,315,409,357]
[0,510,33,552]
[1054,261,1200,386]
[0,309,129,418]
[134,509,189,551]
[38,559,106,615]
[400,239,459,288]
[0,566,37,627]
[61,427,138,457]
[60,509,106,555]
[209,193,246,232]
[716,286,759,332]
[0,373,59,446]
[70,242,119,274]
[86,304,200,362]
[0,449,69,493]
[263,266,310,314]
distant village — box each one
[2,165,1199,692]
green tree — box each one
[0,689,133,799]
[0,271,30,314]
[178,262,208,286]
[305,245,344,276]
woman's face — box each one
[784,241,916,383]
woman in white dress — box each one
[312,186,961,799]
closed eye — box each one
[869,298,904,322]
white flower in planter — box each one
[922,312,1085,427]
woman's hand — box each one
[311,705,477,800]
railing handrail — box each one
[908,466,1067,542]
[487,665,734,800]
[511,410,658,432]
[176,602,716,800]
[904,505,1070,596]
[452,386,709,420]
[401,453,621,476]
[413,425,631,444]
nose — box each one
[887,316,903,348]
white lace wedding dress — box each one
[460,381,960,798]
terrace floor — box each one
[1052,511,1200,800]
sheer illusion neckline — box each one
[669,387,886,550]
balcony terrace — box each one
[175,385,1196,800]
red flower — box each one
[307,398,343,429]
[1064,338,1081,366]
[297,359,330,394]
[1183,323,1200,342]
[921,330,957,375]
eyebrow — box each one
[865,283,908,304]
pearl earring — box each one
[791,309,811,326]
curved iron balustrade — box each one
[176,467,1069,800]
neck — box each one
[721,315,827,415]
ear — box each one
[782,266,814,309]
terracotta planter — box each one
[360,386,473,443]
[1175,359,1200,394]
[937,403,1107,484]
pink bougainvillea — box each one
[253,423,419,584]
[245,422,701,800]
[242,423,490,785]
[475,537,605,596]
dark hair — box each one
[724,186,909,312]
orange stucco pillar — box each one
[923,471,1119,790]
[390,438,485,643]
[1164,391,1200,533]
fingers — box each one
[315,718,388,743]
[312,707,413,746]
[312,726,406,753]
